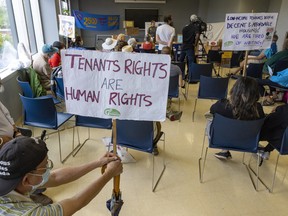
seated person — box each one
[102,37,117,52]
[258,67,288,106]
[114,34,128,52]
[262,38,288,74]
[49,41,65,68]
[127,38,139,52]
[141,35,155,51]
[229,34,278,76]
[68,36,86,50]
[209,77,265,159]
[1,82,53,203]
[33,44,58,90]
[161,46,184,121]
[0,100,30,148]
[258,104,288,160]
[0,136,122,215]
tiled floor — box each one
[31,77,288,216]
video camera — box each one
[193,17,207,33]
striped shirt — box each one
[0,191,63,216]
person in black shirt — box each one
[179,14,200,70]
[209,77,265,159]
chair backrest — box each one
[274,57,288,74]
[198,76,229,100]
[139,49,156,53]
[210,114,265,153]
[19,94,58,128]
[55,77,65,99]
[168,75,179,98]
[230,51,243,68]
[207,50,222,63]
[188,63,212,82]
[116,120,154,153]
[279,127,288,154]
[76,115,112,129]
[172,61,185,76]
[246,63,264,79]
[17,76,34,98]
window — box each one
[0,0,44,74]
[0,0,14,70]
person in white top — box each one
[156,15,175,53]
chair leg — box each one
[244,153,270,191]
[243,153,260,191]
[192,98,198,122]
[58,126,80,163]
[73,127,92,157]
[271,153,281,193]
[184,79,189,100]
[199,146,208,183]
[152,133,166,192]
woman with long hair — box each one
[210,76,265,159]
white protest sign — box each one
[222,13,278,51]
[61,50,170,121]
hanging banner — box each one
[61,50,170,121]
[222,13,278,51]
[73,10,120,31]
[58,15,75,38]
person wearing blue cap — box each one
[32,44,58,90]
[0,136,123,215]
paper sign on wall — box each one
[61,50,171,121]
[222,13,278,51]
[59,15,75,38]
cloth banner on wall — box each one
[73,10,120,31]
[222,13,278,51]
[59,15,75,38]
[61,50,170,121]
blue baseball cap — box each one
[42,44,58,54]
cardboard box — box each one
[123,21,134,28]
[125,27,139,36]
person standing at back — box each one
[180,14,200,67]
[156,15,175,53]
[147,20,157,43]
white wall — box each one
[276,0,288,49]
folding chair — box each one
[168,75,180,112]
[192,76,229,122]
[51,66,65,101]
[232,62,264,80]
[17,76,60,105]
[262,127,288,192]
[199,114,265,191]
[116,120,165,192]
[246,63,264,79]
[185,62,213,99]
[74,115,112,156]
[19,94,76,163]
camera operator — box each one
[180,14,200,72]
